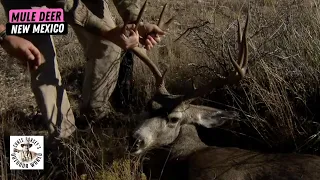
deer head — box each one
[131,2,249,154]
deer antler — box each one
[130,0,175,95]
[179,9,250,104]
[130,1,249,112]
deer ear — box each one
[195,110,238,128]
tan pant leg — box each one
[29,35,76,139]
[2,3,76,139]
[71,1,122,120]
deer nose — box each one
[129,134,145,153]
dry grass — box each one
[1,0,320,179]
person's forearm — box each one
[103,26,123,47]
[0,24,7,46]
[0,24,6,32]
[47,0,114,36]
[113,0,141,23]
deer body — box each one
[187,126,320,180]
[129,3,320,180]
[142,125,320,180]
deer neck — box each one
[170,124,208,160]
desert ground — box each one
[1,0,320,179]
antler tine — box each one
[161,17,175,31]
[157,4,175,30]
[134,0,148,30]
[228,45,244,78]
[241,10,250,73]
[228,8,250,79]
[237,18,243,43]
[157,3,167,27]
[237,18,243,67]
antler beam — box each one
[130,0,174,95]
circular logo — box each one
[10,136,43,169]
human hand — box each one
[120,24,140,49]
[103,24,140,50]
[1,35,42,70]
[137,23,166,50]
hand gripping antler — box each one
[130,1,174,95]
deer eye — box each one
[169,117,180,123]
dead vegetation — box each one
[1,0,320,179]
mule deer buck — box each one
[130,4,320,180]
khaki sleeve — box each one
[47,0,112,35]
[112,0,141,23]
